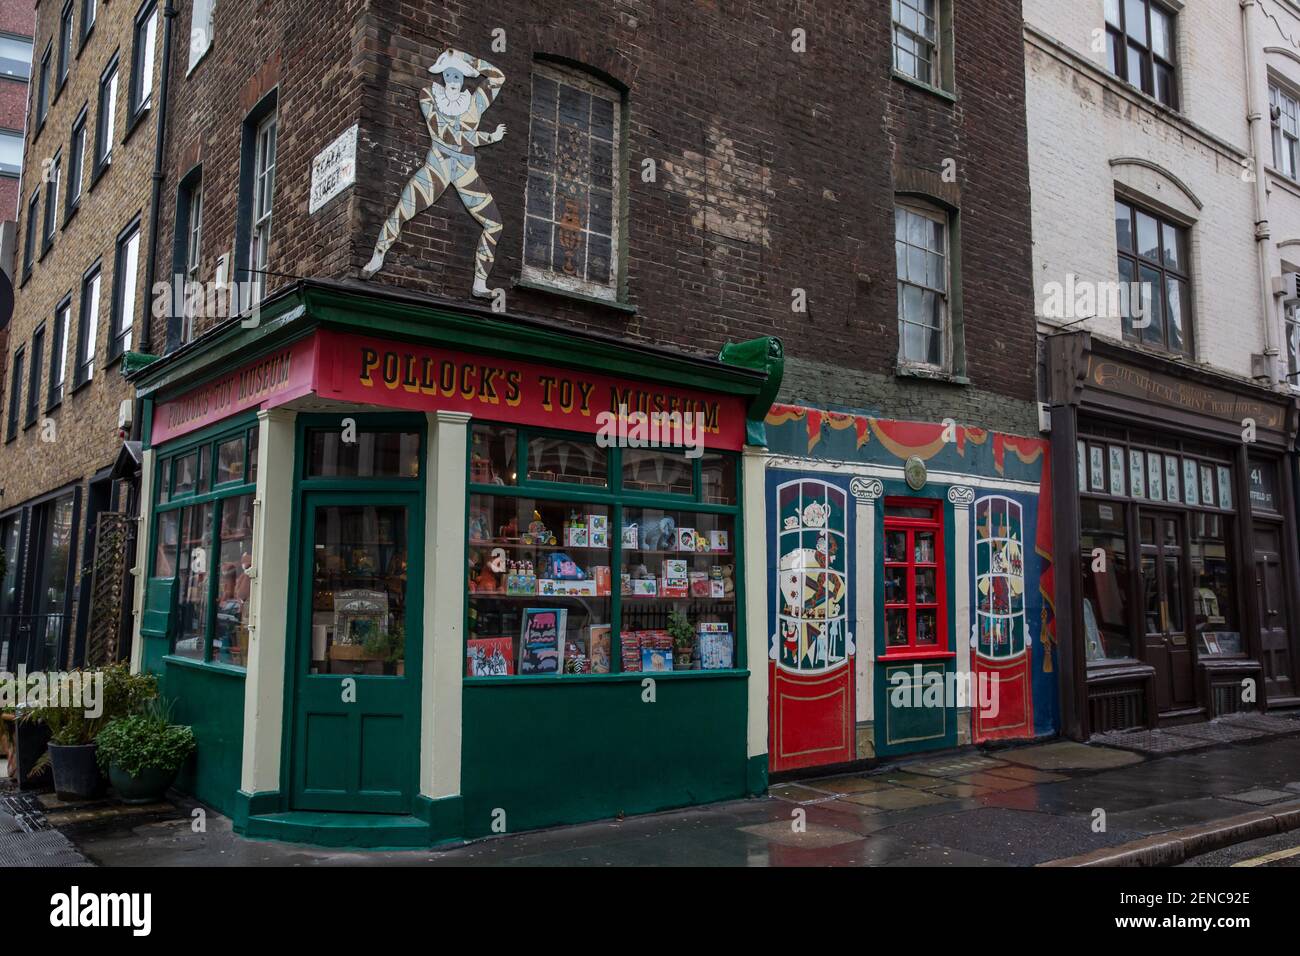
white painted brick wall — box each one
[1025,0,1267,380]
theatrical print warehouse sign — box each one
[152,329,747,450]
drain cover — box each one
[0,830,92,867]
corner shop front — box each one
[128,282,781,847]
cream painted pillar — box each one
[239,408,296,794]
[852,481,880,726]
[421,410,469,800]
[950,487,973,745]
[741,446,768,763]
[129,449,156,674]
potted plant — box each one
[668,610,696,670]
[95,702,196,805]
[22,663,158,800]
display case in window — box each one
[881,499,944,655]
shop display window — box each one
[151,420,259,668]
[882,499,944,655]
[1189,513,1242,658]
[466,423,740,677]
[774,479,848,672]
[1080,499,1132,661]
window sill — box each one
[46,399,62,414]
[19,269,31,288]
[512,276,637,315]
[78,29,93,58]
[22,419,36,432]
[38,240,53,263]
[186,45,212,78]
[891,69,957,104]
[162,654,247,678]
[123,104,149,145]
[879,649,956,662]
[895,363,968,385]
[70,376,92,396]
[62,201,79,229]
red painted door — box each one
[972,495,1033,742]
[769,477,854,772]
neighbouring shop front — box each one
[1047,332,1300,738]
[127,280,781,847]
[760,404,1058,774]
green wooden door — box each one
[290,492,423,813]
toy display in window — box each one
[887,610,908,647]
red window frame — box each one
[882,498,948,658]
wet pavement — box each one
[31,716,1300,866]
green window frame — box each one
[465,422,745,681]
[150,415,260,669]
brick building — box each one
[1027,0,1300,738]
[82,0,1053,845]
[0,0,164,673]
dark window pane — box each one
[526,436,606,486]
[1115,201,1133,251]
[1135,209,1160,261]
[306,429,420,478]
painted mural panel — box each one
[972,494,1034,741]
[767,472,855,772]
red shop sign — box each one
[312,330,747,451]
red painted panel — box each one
[770,662,854,772]
[972,653,1032,743]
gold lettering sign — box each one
[1089,358,1284,431]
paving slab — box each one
[950,772,1034,791]
[981,765,1069,784]
[770,784,837,804]
[1222,788,1296,806]
[929,783,997,798]
[739,819,867,850]
[874,771,950,790]
[804,775,897,795]
[904,755,1008,778]
[839,787,949,811]
[1105,797,1258,836]
[999,740,1144,770]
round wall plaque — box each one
[904,455,927,491]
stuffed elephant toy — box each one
[640,516,677,551]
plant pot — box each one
[47,743,106,801]
[674,649,694,669]
[108,764,179,805]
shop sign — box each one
[150,338,316,445]
[1086,356,1286,434]
[315,330,748,450]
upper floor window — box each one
[0,129,23,176]
[1115,197,1191,356]
[189,0,215,72]
[129,0,158,118]
[42,151,61,253]
[81,0,98,47]
[521,62,622,301]
[26,324,45,429]
[1286,300,1300,385]
[895,202,950,369]
[1105,0,1177,109]
[21,189,39,282]
[893,0,946,89]
[109,219,141,360]
[36,42,52,128]
[249,112,276,305]
[181,181,202,343]
[1271,82,1300,181]
[74,261,102,387]
[6,346,24,442]
[67,106,87,216]
[58,1,74,87]
[94,55,119,177]
[49,297,71,409]
[0,35,32,81]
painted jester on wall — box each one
[362,48,507,298]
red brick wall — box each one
[149,0,1038,418]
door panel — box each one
[1255,524,1297,701]
[1140,509,1196,715]
[291,495,422,813]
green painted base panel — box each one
[241,812,433,850]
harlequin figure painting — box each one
[363,48,507,298]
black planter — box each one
[108,764,179,805]
[14,717,52,792]
[47,743,106,800]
